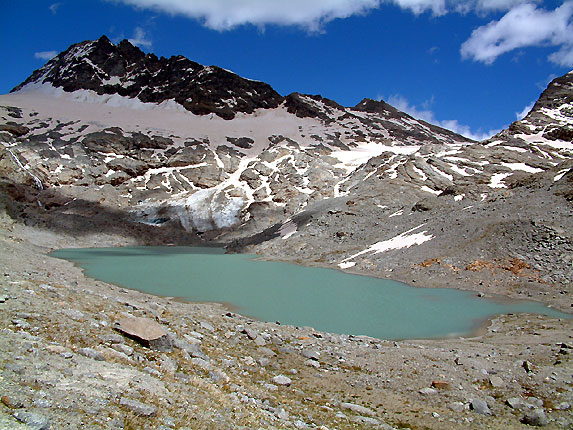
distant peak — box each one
[353,98,400,115]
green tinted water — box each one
[51,246,570,340]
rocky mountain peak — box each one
[12,35,283,120]
[353,98,401,116]
[497,71,573,143]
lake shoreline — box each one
[50,245,571,344]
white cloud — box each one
[515,101,534,120]
[386,94,499,140]
[34,51,58,60]
[391,0,446,15]
[474,0,539,12]
[110,0,535,31]
[128,27,152,48]
[387,0,533,16]
[461,2,573,66]
[49,2,61,14]
[112,0,382,31]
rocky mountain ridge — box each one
[13,35,283,120]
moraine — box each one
[51,246,570,340]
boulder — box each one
[470,398,492,416]
[114,317,173,352]
[521,409,549,427]
[272,375,292,386]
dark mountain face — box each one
[12,36,283,120]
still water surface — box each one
[51,246,570,340]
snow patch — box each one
[501,162,544,173]
[420,186,440,195]
[389,209,403,218]
[341,224,433,264]
[554,168,570,181]
[489,172,512,188]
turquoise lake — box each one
[51,246,570,340]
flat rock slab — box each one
[114,316,173,352]
[13,411,50,430]
[340,402,376,417]
[119,397,157,417]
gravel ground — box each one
[0,215,572,429]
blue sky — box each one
[1,1,572,140]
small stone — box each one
[293,419,308,428]
[61,308,86,321]
[13,411,50,430]
[99,333,124,344]
[305,359,320,368]
[143,366,161,377]
[257,357,270,367]
[119,397,157,417]
[489,375,505,388]
[276,408,289,420]
[160,357,178,374]
[114,317,173,352]
[45,345,67,354]
[272,375,292,386]
[431,380,450,390]
[521,408,548,426]
[209,369,230,383]
[522,360,534,373]
[182,334,202,344]
[258,347,277,357]
[112,343,134,356]
[349,416,380,425]
[448,402,465,412]
[78,347,106,361]
[340,402,376,416]
[191,357,213,372]
[470,399,492,416]
[419,388,438,395]
[301,349,320,361]
[244,328,258,340]
[180,342,208,360]
[254,336,266,347]
[555,402,570,410]
[506,397,524,410]
[200,321,214,332]
[1,395,23,409]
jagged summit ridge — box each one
[13,35,283,120]
[11,35,472,145]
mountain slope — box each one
[1,36,473,236]
[0,37,571,309]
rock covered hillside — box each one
[0,36,571,305]
[0,36,472,238]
